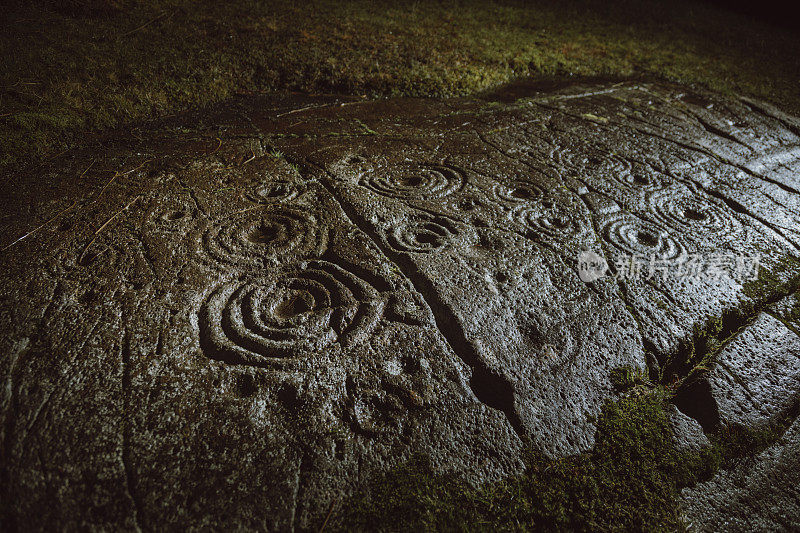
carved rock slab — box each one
[2,80,800,528]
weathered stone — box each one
[681,416,800,531]
[769,292,800,331]
[676,312,800,431]
[667,404,710,452]
[2,80,800,528]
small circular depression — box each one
[511,187,534,200]
[262,185,288,198]
[683,207,707,221]
[78,248,105,267]
[633,174,650,186]
[277,383,301,409]
[402,175,424,187]
[79,288,97,304]
[414,232,439,246]
[236,373,258,398]
[247,223,281,244]
[548,216,570,230]
[274,292,314,318]
[163,210,185,221]
[401,354,421,373]
[636,230,659,248]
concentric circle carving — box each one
[199,261,383,366]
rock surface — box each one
[681,416,800,531]
[667,404,710,452]
[675,312,800,431]
[2,80,800,528]
[769,292,800,330]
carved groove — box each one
[199,261,383,366]
[603,215,687,261]
[360,164,464,199]
[199,206,327,268]
[320,177,526,440]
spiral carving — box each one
[549,147,630,176]
[387,216,457,253]
[199,261,383,366]
[612,165,672,190]
[360,164,463,199]
[647,189,743,241]
[491,180,546,206]
[244,180,302,204]
[200,206,326,267]
[602,216,687,261]
[145,195,195,233]
[514,201,582,239]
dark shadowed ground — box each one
[2,0,799,168]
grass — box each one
[2,0,799,168]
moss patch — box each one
[609,365,647,392]
[333,388,721,531]
[741,254,800,304]
[712,403,799,466]
[3,0,800,168]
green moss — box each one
[782,296,800,326]
[661,310,738,387]
[353,119,378,136]
[741,255,800,304]
[3,0,800,168]
[609,365,647,392]
[333,389,721,531]
[654,254,800,387]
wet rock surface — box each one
[676,312,800,432]
[2,80,800,529]
[681,416,800,531]
[667,404,710,452]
